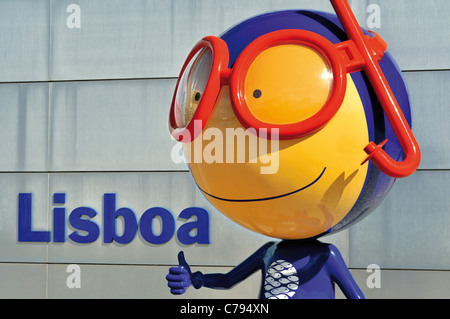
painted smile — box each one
[197,167,326,202]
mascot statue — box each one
[166,0,420,299]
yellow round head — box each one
[171,10,414,240]
[184,69,369,239]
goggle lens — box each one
[244,44,334,125]
[174,48,213,127]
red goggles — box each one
[169,0,420,178]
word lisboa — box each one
[18,193,210,245]
[171,120,280,175]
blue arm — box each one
[202,242,274,289]
[327,244,365,299]
[166,242,274,294]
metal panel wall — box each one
[0,0,50,82]
[0,0,449,299]
[49,79,181,171]
[405,71,450,169]
[50,0,334,80]
[350,171,450,270]
[49,0,449,80]
[0,83,49,171]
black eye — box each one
[253,89,262,99]
[194,91,202,102]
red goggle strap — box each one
[331,0,421,178]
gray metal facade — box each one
[0,0,449,299]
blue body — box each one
[168,240,364,299]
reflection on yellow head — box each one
[183,44,370,240]
[245,44,333,125]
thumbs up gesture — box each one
[166,251,204,295]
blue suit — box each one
[167,240,364,299]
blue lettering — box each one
[177,207,210,245]
[68,207,100,244]
[17,193,210,245]
[53,193,66,243]
[103,193,138,244]
[18,193,51,242]
[139,207,175,244]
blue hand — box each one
[166,251,193,295]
